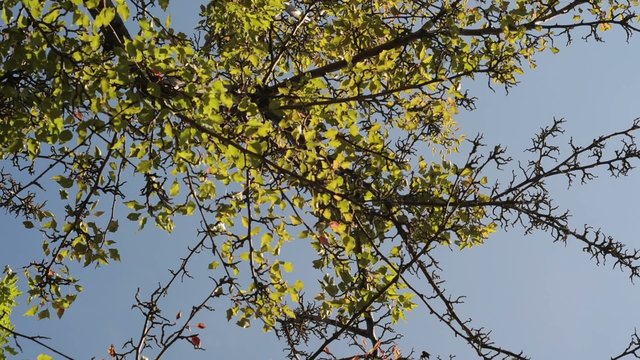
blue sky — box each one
[2,2,640,359]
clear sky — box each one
[2,2,640,360]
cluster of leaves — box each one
[1,0,640,359]
[0,268,20,359]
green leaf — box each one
[137,160,153,174]
[169,181,180,197]
[124,201,145,211]
[115,0,130,20]
[107,220,119,232]
[59,130,73,143]
[127,213,140,221]
[343,236,356,254]
[109,248,121,261]
[52,175,74,189]
[37,309,51,320]
[158,0,170,11]
[94,7,116,29]
[24,305,39,317]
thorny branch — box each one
[0,322,74,360]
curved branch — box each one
[0,323,75,360]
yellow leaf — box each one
[283,262,294,272]
[169,181,180,196]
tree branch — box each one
[0,323,75,360]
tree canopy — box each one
[2,0,640,359]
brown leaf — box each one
[319,234,329,246]
[189,335,201,349]
[108,344,116,358]
[392,343,401,359]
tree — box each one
[1,0,640,358]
